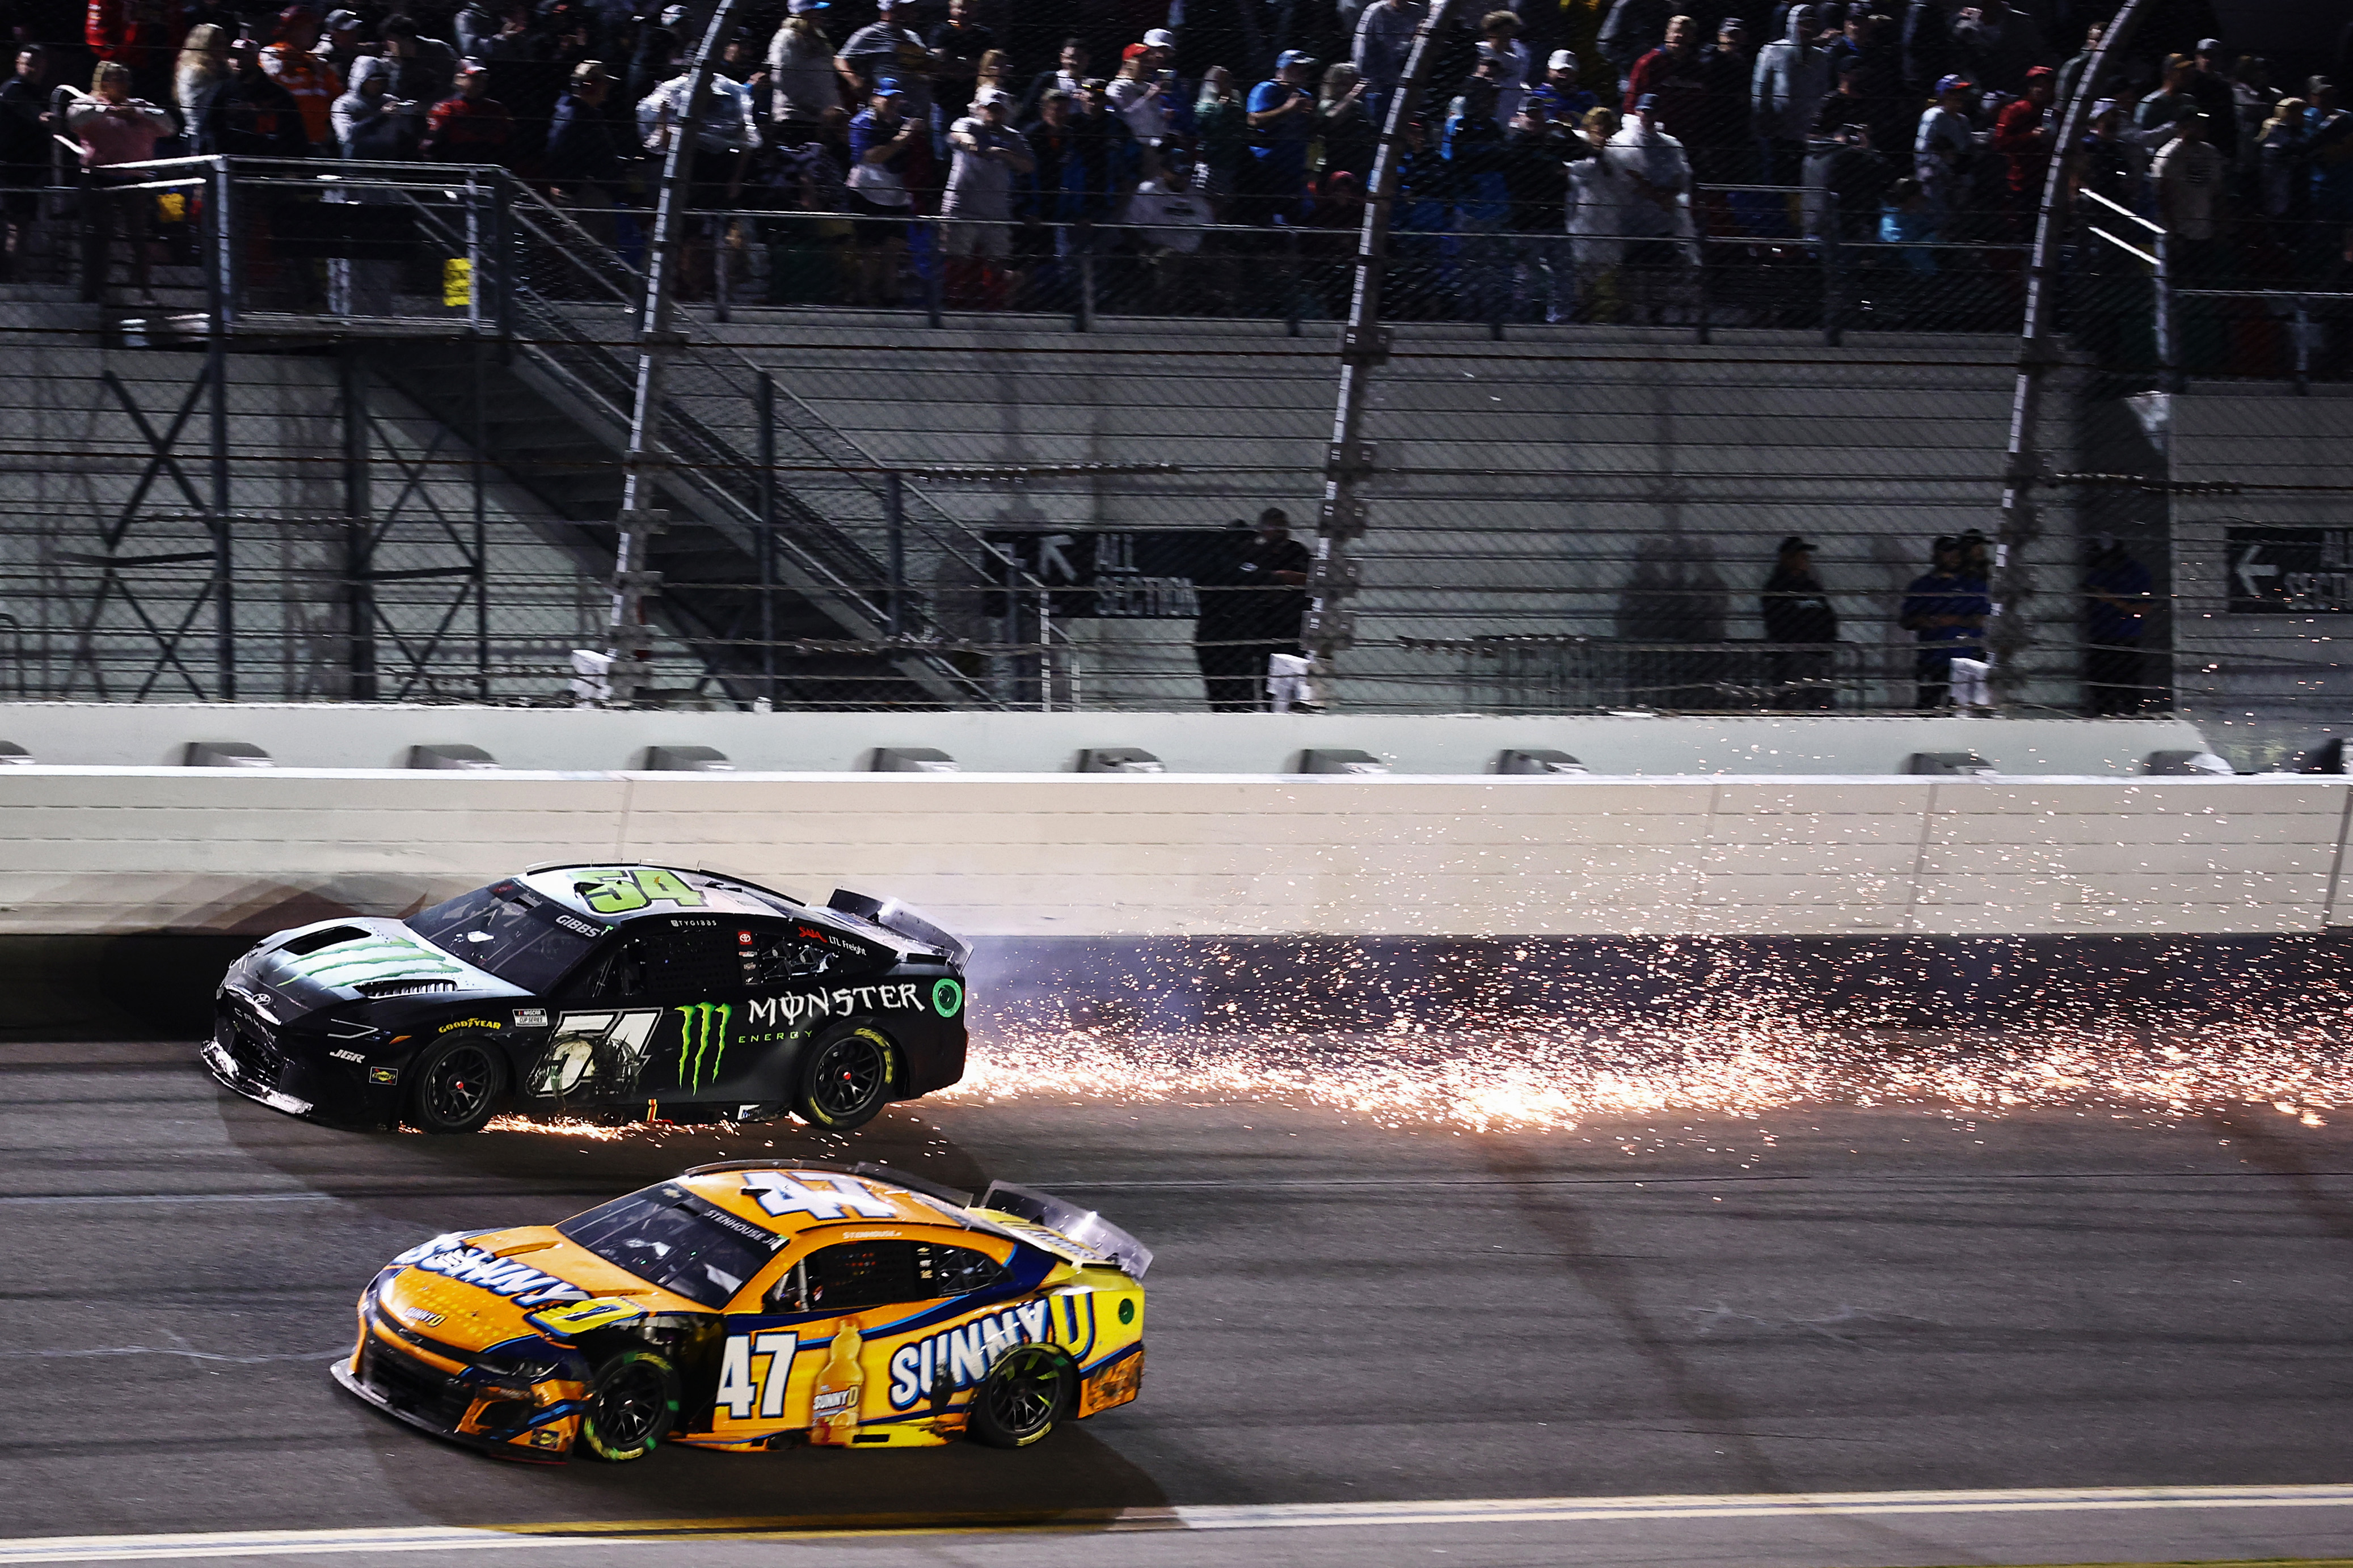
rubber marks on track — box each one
[6,1486,2353,1562]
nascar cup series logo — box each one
[676,1002,732,1091]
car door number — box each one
[716,1330,800,1419]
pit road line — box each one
[7,1486,2353,1563]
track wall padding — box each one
[0,769,2344,939]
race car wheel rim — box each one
[593,1360,671,1451]
[982,1347,1062,1439]
[808,1034,887,1121]
[423,1043,497,1126]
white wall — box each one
[0,767,2338,939]
[0,702,2206,775]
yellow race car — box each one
[334,1160,1148,1461]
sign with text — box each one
[2225,526,2353,615]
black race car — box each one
[204,864,969,1135]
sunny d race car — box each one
[205,864,968,1134]
[337,1161,1149,1460]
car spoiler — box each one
[979,1180,1153,1282]
[826,889,971,966]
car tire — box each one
[402,1034,508,1135]
[578,1349,679,1463]
[794,1025,894,1132]
[965,1344,1073,1449]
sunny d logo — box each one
[885,1301,1051,1410]
[676,1002,732,1091]
[931,978,964,1018]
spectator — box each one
[68,60,172,301]
[1899,534,1987,708]
[319,10,367,82]
[2231,56,2277,183]
[423,59,514,164]
[971,49,1016,113]
[2053,21,2100,114]
[1478,10,1531,127]
[2082,532,2152,715]
[940,86,1028,307]
[1444,70,1512,318]
[1124,142,1213,307]
[86,0,182,107]
[1606,90,1690,321]
[1901,0,1957,102]
[1019,37,1088,125]
[2135,54,2196,141]
[844,80,917,303]
[2257,96,2309,223]
[1242,49,1317,225]
[196,37,310,158]
[452,0,500,64]
[1992,62,2055,225]
[1688,22,1750,184]
[927,0,992,125]
[545,60,630,228]
[2073,99,2146,215]
[174,24,229,126]
[1503,92,1574,320]
[1624,13,1705,142]
[1193,65,1246,203]
[1566,105,1626,318]
[2309,81,2353,251]
[2186,37,2237,161]
[1950,0,2048,97]
[1351,0,1424,120]
[837,0,931,124]
[1597,0,1670,93]
[2151,109,2225,270]
[377,17,458,114]
[1232,507,1312,704]
[767,1,841,129]
[1107,43,1170,144]
[332,53,420,157]
[1914,71,1979,218]
[1530,49,1597,128]
[1760,534,1837,708]
[1316,61,1374,184]
[1073,79,1140,222]
[1753,3,1832,184]
[263,6,344,153]
[0,45,52,280]
[1190,518,1256,711]
[1879,172,1937,270]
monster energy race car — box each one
[204,865,969,1135]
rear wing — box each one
[979,1180,1153,1281]
[827,889,971,966]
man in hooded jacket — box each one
[1752,3,1831,185]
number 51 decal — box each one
[716,1330,800,1419]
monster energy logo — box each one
[676,1003,732,1091]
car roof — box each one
[516,864,811,924]
[678,1165,981,1241]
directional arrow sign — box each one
[2234,545,2278,601]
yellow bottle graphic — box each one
[809,1317,865,1446]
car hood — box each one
[227,916,524,1021]
[376,1226,706,1353]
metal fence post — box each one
[2292,294,2310,394]
[925,219,944,327]
[465,173,483,333]
[712,213,730,323]
[1077,226,1095,332]
[884,469,905,638]
[2154,225,2180,393]
[340,349,376,701]
[756,370,775,703]
[492,171,516,344]
[1287,226,1304,338]
[1820,213,1843,348]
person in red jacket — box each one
[1992,62,2056,234]
[86,0,184,106]
[423,60,514,164]
[261,6,341,150]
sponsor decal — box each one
[513,1008,549,1028]
[528,1009,662,1097]
[285,935,465,990]
[716,1329,801,1420]
[330,1048,365,1064]
[676,1001,733,1091]
[404,1242,591,1309]
[1078,1346,1144,1418]
[554,912,605,940]
[744,982,926,1030]
[739,1172,902,1222]
[738,930,754,946]
[885,1301,1052,1410]
[526,1297,646,1337]
[932,978,964,1018]
[438,1017,501,1033]
[393,1305,445,1328]
[369,1067,399,1084]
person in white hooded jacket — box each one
[1751,3,1832,183]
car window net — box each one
[407,883,599,994]
[557,1185,784,1309]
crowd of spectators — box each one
[0,0,2343,323]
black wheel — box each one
[794,1026,893,1131]
[966,1344,1073,1449]
[579,1349,678,1463]
[402,1036,507,1134]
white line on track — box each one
[6,1485,2353,1562]
[0,1194,338,1206]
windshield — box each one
[406,881,604,993]
[556,1184,785,1308]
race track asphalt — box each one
[4,1039,2353,1567]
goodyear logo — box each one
[885,1300,1051,1410]
[438,1017,502,1033]
[677,1001,732,1091]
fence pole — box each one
[2292,294,2310,394]
[756,370,775,704]
[2154,226,2179,392]
[1992,0,2150,712]
[885,469,905,639]
[926,219,944,327]
[207,158,234,700]
[340,348,376,702]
